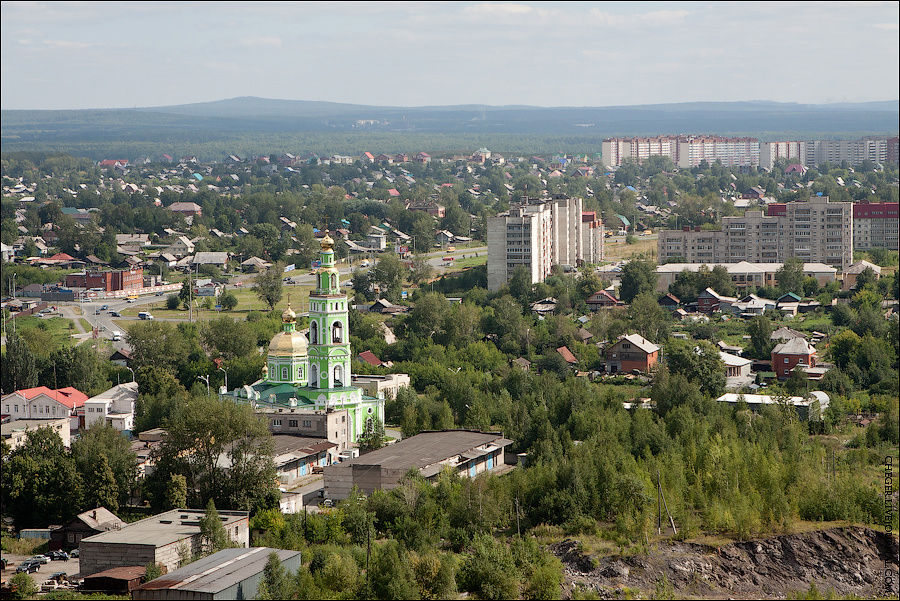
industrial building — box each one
[133,547,301,600]
[323,430,513,500]
[78,508,249,577]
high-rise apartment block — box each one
[604,136,895,170]
[852,202,899,250]
[487,196,604,291]
[658,196,854,270]
[759,141,807,170]
[601,136,759,168]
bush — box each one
[9,572,37,600]
[166,294,180,310]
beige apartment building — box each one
[601,136,759,168]
[658,196,853,270]
[487,196,603,291]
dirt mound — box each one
[551,526,899,599]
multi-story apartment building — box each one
[760,141,807,170]
[675,136,759,168]
[853,202,899,250]
[658,196,853,270]
[805,138,888,166]
[601,136,758,168]
[487,196,603,291]
[601,137,679,168]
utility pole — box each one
[366,518,372,598]
[197,374,210,396]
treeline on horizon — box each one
[3,129,899,164]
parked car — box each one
[100,304,108,310]
[69,549,79,558]
[28,555,50,565]
[48,551,69,561]
[126,298,136,303]
[95,309,101,315]
[16,562,40,574]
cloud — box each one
[589,8,690,27]
[239,35,283,48]
[464,3,533,16]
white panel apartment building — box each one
[487,196,604,291]
[760,141,807,170]
[601,136,759,168]
[658,196,853,270]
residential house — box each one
[167,236,195,258]
[772,337,817,379]
[658,293,680,310]
[50,507,125,551]
[603,334,660,374]
[2,418,70,449]
[84,382,138,435]
[556,346,578,365]
[586,290,623,311]
[842,260,881,291]
[167,202,203,219]
[697,287,737,313]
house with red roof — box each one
[387,189,401,198]
[415,152,431,164]
[556,346,578,365]
[98,159,128,169]
[357,350,384,368]
[586,290,623,311]
[361,152,375,163]
[2,386,88,429]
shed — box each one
[134,547,301,600]
[82,566,146,594]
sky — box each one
[1,1,898,110]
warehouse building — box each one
[133,547,301,600]
[323,430,512,500]
[79,508,249,577]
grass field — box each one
[605,235,657,260]
[8,315,79,352]
[451,255,487,269]
[119,285,317,320]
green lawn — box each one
[8,315,80,353]
[119,285,317,320]
[450,255,487,270]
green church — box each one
[225,232,384,443]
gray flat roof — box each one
[139,547,299,593]
[81,508,248,548]
[339,430,511,472]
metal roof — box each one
[335,430,512,473]
[81,508,248,548]
[139,547,300,593]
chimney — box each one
[92,510,97,520]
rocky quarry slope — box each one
[551,526,899,599]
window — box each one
[310,321,318,344]
[281,367,289,380]
[332,321,343,343]
[273,419,282,426]
[334,365,343,387]
[289,420,298,428]
[784,358,789,364]
[302,420,312,428]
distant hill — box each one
[2,97,897,159]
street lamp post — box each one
[126,366,135,383]
[218,366,228,393]
[197,374,210,396]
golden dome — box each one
[320,231,335,251]
[282,304,296,323]
[268,330,308,357]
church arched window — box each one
[310,364,318,388]
[281,366,288,381]
[310,321,318,344]
[330,273,337,289]
[332,321,343,343]
[334,365,343,387]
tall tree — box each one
[775,257,805,295]
[253,264,284,311]
[619,257,658,303]
[1,332,39,394]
